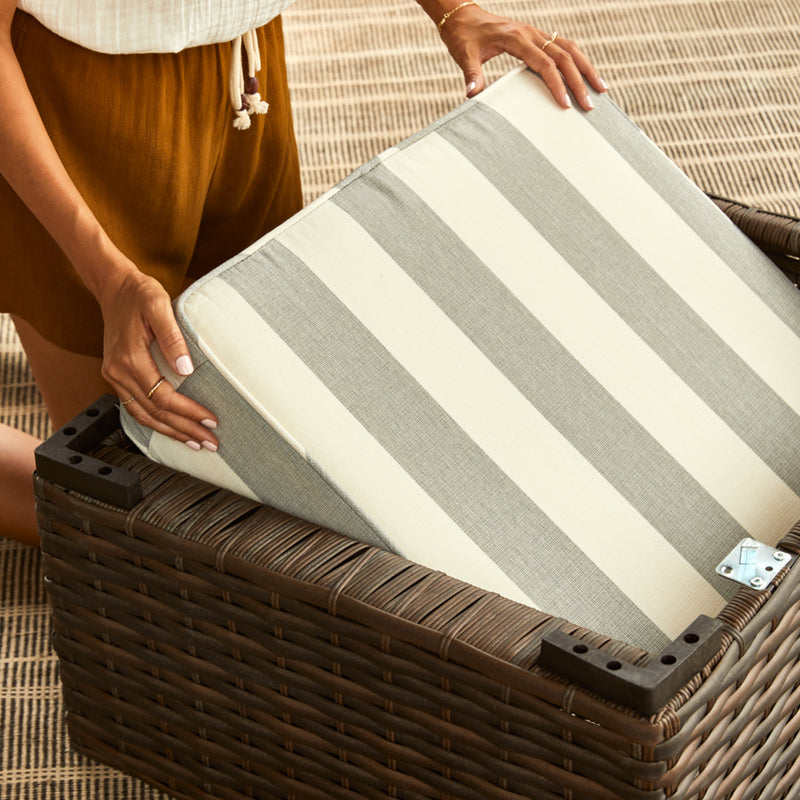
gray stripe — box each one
[583,87,800,336]
[173,362,389,552]
[436,103,800,496]
[121,339,386,548]
[121,336,211,452]
[121,404,153,451]
[330,167,747,582]
[221,243,668,650]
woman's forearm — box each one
[0,8,135,303]
[0,4,218,446]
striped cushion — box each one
[123,67,800,652]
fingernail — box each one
[584,95,595,109]
[598,78,608,91]
[175,355,194,376]
[201,441,218,453]
[201,418,217,429]
[563,95,572,108]
[466,81,477,96]
[185,440,201,451]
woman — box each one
[0,0,606,546]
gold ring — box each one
[120,395,135,407]
[146,377,166,400]
[541,31,559,52]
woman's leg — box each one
[0,423,40,546]
[1,315,111,546]
[12,315,111,427]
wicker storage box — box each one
[117,65,800,656]
[33,197,800,800]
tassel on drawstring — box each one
[229,34,251,129]
[229,28,269,130]
[243,29,269,114]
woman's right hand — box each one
[434,3,606,110]
[97,259,219,451]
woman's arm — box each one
[417,0,606,110]
[0,1,218,448]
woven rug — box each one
[2,0,799,796]
[288,0,800,215]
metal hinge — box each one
[715,537,794,590]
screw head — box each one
[750,576,765,589]
[774,551,790,562]
[721,565,733,575]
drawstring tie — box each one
[230,28,269,130]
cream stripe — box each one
[183,282,536,608]
[144,321,307,500]
[278,202,725,637]
[147,434,259,503]
[143,347,266,501]
[383,129,800,542]
[480,69,800,415]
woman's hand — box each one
[97,261,219,451]
[432,2,606,110]
[1,2,217,450]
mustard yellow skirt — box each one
[1,11,303,355]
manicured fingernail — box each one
[175,355,194,376]
[466,81,477,96]
[201,418,217,429]
[598,78,608,91]
[201,441,218,453]
[563,95,572,108]
[584,95,595,109]
[185,440,201,451]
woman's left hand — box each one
[432,2,606,110]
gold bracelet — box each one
[437,1,478,33]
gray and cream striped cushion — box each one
[123,67,800,652]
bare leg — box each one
[11,316,111,428]
[0,423,40,546]
[1,316,111,546]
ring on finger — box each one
[147,376,167,400]
[120,395,135,408]
[541,31,559,52]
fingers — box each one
[446,23,484,99]
[115,375,220,452]
[440,6,607,110]
[465,69,484,98]
[564,40,609,96]
[99,271,219,450]
[537,34,607,110]
[504,30,605,111]
[145,284,196,378]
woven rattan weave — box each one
[35,199,800,799]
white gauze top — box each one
[17,0,295,54]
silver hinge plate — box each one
[716,537,794,590]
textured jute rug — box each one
[2,0,799,797]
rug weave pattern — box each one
[289,0,800,214]
[2,0,799,796]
